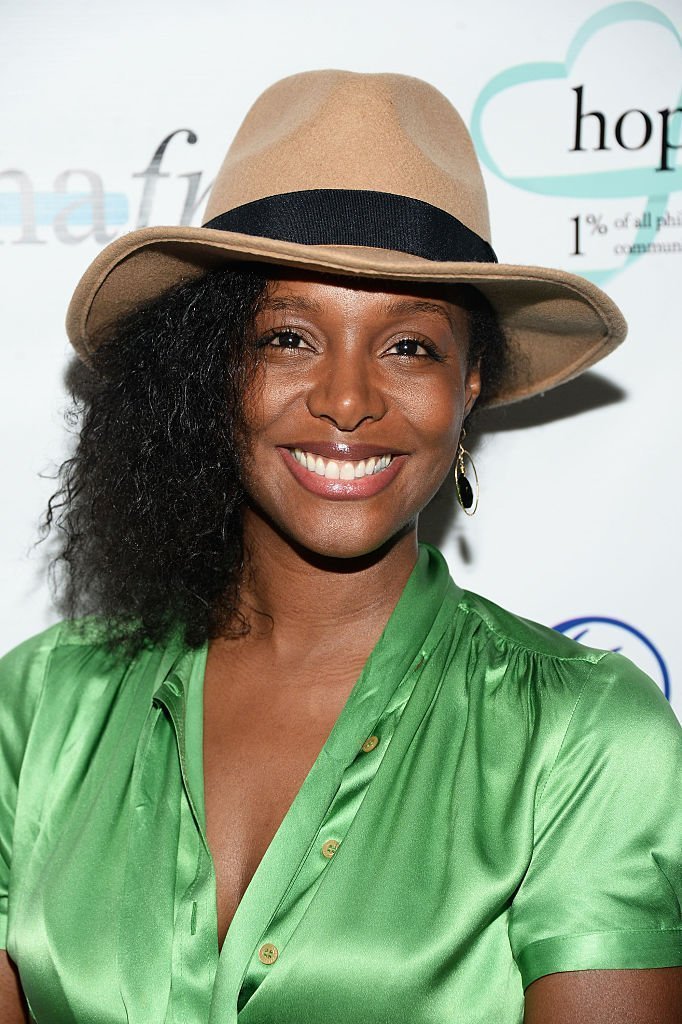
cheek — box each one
[410,376,468,503]
[399,375,464,451]
[243,365,303,427]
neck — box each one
[233,507,419,659]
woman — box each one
[0,70,680,1024]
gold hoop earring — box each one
[454,433,479,516]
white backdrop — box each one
[2,0,680,719]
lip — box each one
[277,446,407,501]
[281,441,406,460]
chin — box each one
[294,538,410,571]
[299,534,390,562]
[255,502,416,565]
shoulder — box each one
[0,619,191,788]
[457,587,606,665]
[0,617,116,693]
[0,618,172,732]
[448,586,679,757]
[450,586,611,718]
[0,620,96,790]
[0,620,69,724]
[455,585,673,699]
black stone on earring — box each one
[457,472,474,510]
[455,433,479,515]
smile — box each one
[277,446,405,501]
[289,447,394,480]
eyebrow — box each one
[260,295,457,333]
[381,298,457,333]
[262,296,327,314]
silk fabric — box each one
[1,544,680,1022]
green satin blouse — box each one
[1,543,681,1023]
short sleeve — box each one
[0,626,58,948]
[509,651,682,990]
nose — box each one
[305,349,387,431]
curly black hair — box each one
[43,262,512,655]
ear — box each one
[464,361,482,417]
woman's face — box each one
[240,272,481,559]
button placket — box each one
[118,701,186,1020]
[241,721,399,988]
[153,676,208,855]
[243,649,435,975]
[250,649,442,990]
[149,671,221,1020]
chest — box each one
[9,628,538,1024]
[202,661,357,949]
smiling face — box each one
[239,271,481,560]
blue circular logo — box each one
[553,616,670,700]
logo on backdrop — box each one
[553,616,670,699]
[470,1,682,285]
[0,129,211,245]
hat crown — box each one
[204,70,492,242]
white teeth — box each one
[290,448,394,480]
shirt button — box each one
[321,839,340,859]
[258,943,279,965]
[361,734,379,752]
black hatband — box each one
[202,189,497,264]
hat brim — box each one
[65,226,627,408]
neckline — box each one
[182,542,457,830]
[155,542,459,963]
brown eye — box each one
[257,329,311,351]
[386,337,442,360]
[392,338,426,357]
[271,330,306,348]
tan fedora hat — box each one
[66,69,627,407]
